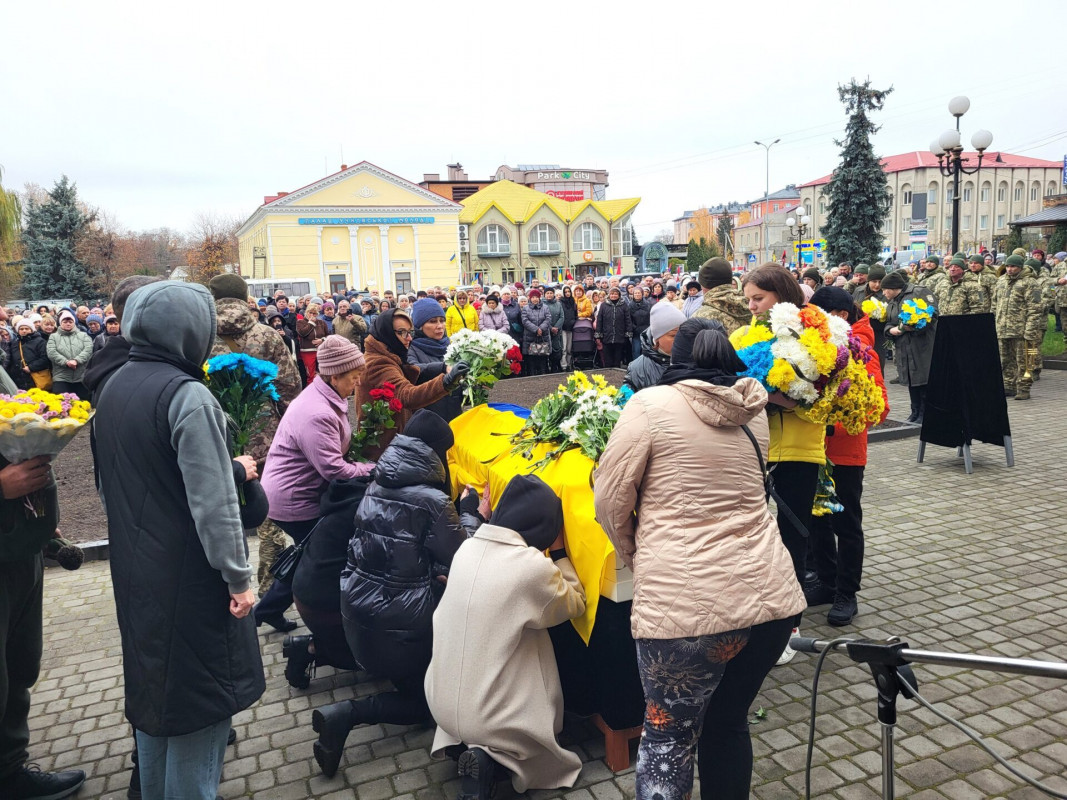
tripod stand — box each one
[792,635,1067,800]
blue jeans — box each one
[135,717,230,800]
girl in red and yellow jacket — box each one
[805,287,889,627]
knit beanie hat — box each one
[491,474,563,552]
[949,257,967,268]
[404,409,454,468]
[926,255,940,266]
[208,273,249,302]
[698,257,733,290]
[1055,252,1067,260]
[1024,258,1041,268]
[58,309,76,323]
[1012,248,1027,257]
[87,314,104,327]
[968,254,985,265]
[411,297,445,329]
[802,268,821,282]
[648,301,686,342]
[810,286,856,313]
[316,334,365,375]
[527,288,542,299]
[854,264,870,275]
[1004,254,1024,267]
[881,270,908,290]
[868,265,887,281]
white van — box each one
[245,279,318,300]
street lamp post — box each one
[786,211,811,270]
[755,138,780,262]
[929,96,993,255]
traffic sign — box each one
[748,254,757,263]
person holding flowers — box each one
[737,263,825,664]
[881,270,937,423]
[257,335,377,633]
[358,309,468,461]
[804,287,889,627]
[45,310,93,400]
[407,297,462,423]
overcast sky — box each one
[4,0,1065,243]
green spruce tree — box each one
[1000,225,1022,255]
[822,80,893,267]
[716,213,734,258]
[686,237,719,271]
[21,175,96,300]
[1046,222,1067,255]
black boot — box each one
[10,765,86,800]
[457,747,501,800]
[904,387,918,424]
[914,386,926,425]
[283,635,315,689]
[312,700,357,778]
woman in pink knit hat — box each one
[257,335,375,635]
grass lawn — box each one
[1042,313,1065,356]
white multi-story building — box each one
[796,151,1062,258]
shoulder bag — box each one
[20,342,52,390]
[268,518,323,585]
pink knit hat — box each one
[316,335,365,376]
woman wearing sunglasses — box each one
[357,309,469,461]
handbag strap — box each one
[18,340,26,366]
[740,423,810,539]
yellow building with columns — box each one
[237,161,463,296]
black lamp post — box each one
[786,210,811,270]
[930,96,993,255]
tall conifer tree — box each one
[21,175,95,300]
[823,80,893,266]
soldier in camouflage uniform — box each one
[1024,257,1050,381]
[1050,251,1067,332]
[933,256,985,316]
[209,274,303,593]
[914,255,947,296]
[691,257,751,335]
[967,254,998,313]
[992,254,1045,400]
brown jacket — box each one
[593,378,805,640]
[296,316,328,351]
[356,336,450,460]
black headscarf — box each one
[370,308,411,361]
[658,318,739,387]
[491,474,562,551]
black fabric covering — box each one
[549,598,644,729]
[921,313,1011,448]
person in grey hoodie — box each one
[94,281,264,800]
[542,287,565,373]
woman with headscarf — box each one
[358,309,468,460]
[407,298,463,423]
[312,410,484,778]
[595,328,805,800]
[425,475,586,800]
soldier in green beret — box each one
[934,257,984,316]
[914,255,947,296]
[967,254,997,313]
[992,254,1045,399]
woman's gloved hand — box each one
[443,361,470,390]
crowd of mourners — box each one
[1,244,1061,800]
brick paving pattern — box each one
[28,372,1067,798]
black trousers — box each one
[697,617,794,800]
[347,674,429,726]
[293,600,359,671]
[51,381,89,401]
[601,341,629,368]
[810,465,865,598]
[0,555,43,779]
[768,461,818,583]
[526,355,548,376]
[254,517,318,622]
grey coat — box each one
[885,284,937,387]
[543,298,564,351]
[46,327,94,383]
[520,301,552,351]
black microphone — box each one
[790,636,821,654]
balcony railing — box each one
[477,244,511,257]
[527,244,562,256]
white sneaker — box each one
[776,627,799,666]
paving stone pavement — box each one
[29,371,1067,799]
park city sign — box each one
[536,171,594,181]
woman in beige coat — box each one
[594,329,805,800]
[425,475,586,800]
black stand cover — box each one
[920,313,1011,448]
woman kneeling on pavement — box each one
[594,327,805,800]
[257,336,377,633]
[425,474,587,800]
[312,410,483,778]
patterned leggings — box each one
[635,618,793,800]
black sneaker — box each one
[10,763,85,800]
[312,701,353,778]
[457,747,499,800]
[803,580,835,607]
[827,594,858,627]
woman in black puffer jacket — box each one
[311,410,483,778]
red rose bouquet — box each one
[347,382,402,462]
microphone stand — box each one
[792,635,1067,800]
